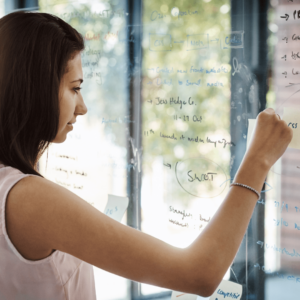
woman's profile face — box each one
[53,52,87,143]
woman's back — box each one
[0,164,96,300]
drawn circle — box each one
[175,156,227,198]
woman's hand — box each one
[246,107,293,171]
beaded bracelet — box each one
[230,183,261,200]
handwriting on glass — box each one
[187,171,217,182]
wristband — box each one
[230,183,261,200]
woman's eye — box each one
[73,87,82,94]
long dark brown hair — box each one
[0,11,84,177]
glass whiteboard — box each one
[34,0,300,299]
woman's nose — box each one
[76,94,88,116]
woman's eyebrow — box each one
[70,79,83,84]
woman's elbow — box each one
[193,279,220,298]
[196,280,221,297]
[179,250,223,296]
[187,268,223,297]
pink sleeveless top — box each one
[0,164,96,300]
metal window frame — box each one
[126,0,172,299]
[5,0,38,13]
[229,1,269,299]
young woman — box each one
[0,11,292,300]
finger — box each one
[264,107,275,114]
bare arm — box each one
[184,108,293,294]
[7,108,292,297]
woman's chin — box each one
[52,133,67,144]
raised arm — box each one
[184,108,293,295]
[7,108,292,297]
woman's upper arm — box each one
[8,176,212,296]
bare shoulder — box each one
[6,176,57,260]
[7,175,135,265]
[7,175,137,268]
[6,175,99,260]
